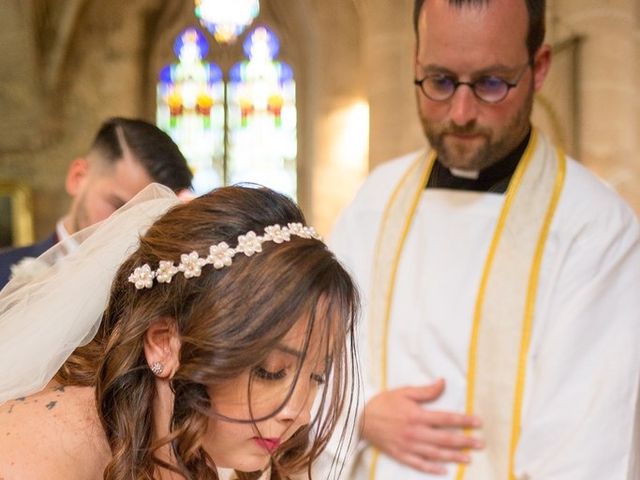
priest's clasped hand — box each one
[361,378,484,475]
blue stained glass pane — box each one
[229,63,245,83]
[243,26,280,60]
[279,63,293,83]
[173,27,209,59]
[207,63,223,83]
[159,65,173,83]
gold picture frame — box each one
[0,182,35,248]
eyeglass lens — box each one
[420,75,510,102]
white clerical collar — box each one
[449,167,480,179]
[56,220,80,253]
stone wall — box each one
[545,0,640,212]
[0,0,167,240]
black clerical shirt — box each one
[426,130,531,193]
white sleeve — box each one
[516,209,640,480]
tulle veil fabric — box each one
[0,184,180,404]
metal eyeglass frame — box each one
[413,64,531,104]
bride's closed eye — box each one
[252,365,327,385]
[253,366,288,381]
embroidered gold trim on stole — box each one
[455,132,566,480]
[454,130,539,480]
[507,150,566,478]
[368,151,436,480]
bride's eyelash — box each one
[253,366,287,381]
[253,365,327,385]
[311,373,326,384]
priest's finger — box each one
[409,442,473,464]
[422,409,482,428]
[394,451,449,476]
[402,377,446,402]
[421,428,484,450]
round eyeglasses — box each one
[413,64,530,104]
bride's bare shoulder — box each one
[0,386,109,479]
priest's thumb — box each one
[405,377,445,402]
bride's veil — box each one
[0,184,180,404]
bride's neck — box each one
[152,379,182,479]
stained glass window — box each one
[157,28,225,193]
[157,21,297,199]
[194,0,260,44]
[226,27,297,199]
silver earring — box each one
[150,361,164,376]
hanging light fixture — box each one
[194,0,260,44]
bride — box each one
[0,184,359,480]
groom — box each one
[0,117,193,288]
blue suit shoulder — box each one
[0,233,57,289]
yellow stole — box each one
[365,130,566,479]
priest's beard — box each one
[419,87,534,171]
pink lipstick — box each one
[253,437,280,453]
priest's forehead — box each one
[415,0,542,61]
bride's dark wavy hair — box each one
[58,186,359,480]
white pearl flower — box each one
[287,222,321,240]
[287,222,304,236]
[178,251,207,278]
[156,261,179,283]
[128,264,155,289]
[264,224,290,244]
[305,226,321,240]
[207,242,235,269]
[236,231,263,256]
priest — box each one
[323,0,640,479]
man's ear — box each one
[532,44,552,92]
[143,317,181,379]
[65,157,89,197]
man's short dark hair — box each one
[90,117,193,192]
[413,0,546,60]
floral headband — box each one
[128,223,322,290]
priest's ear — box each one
[65,157,90,197]
[532,44,552,92]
